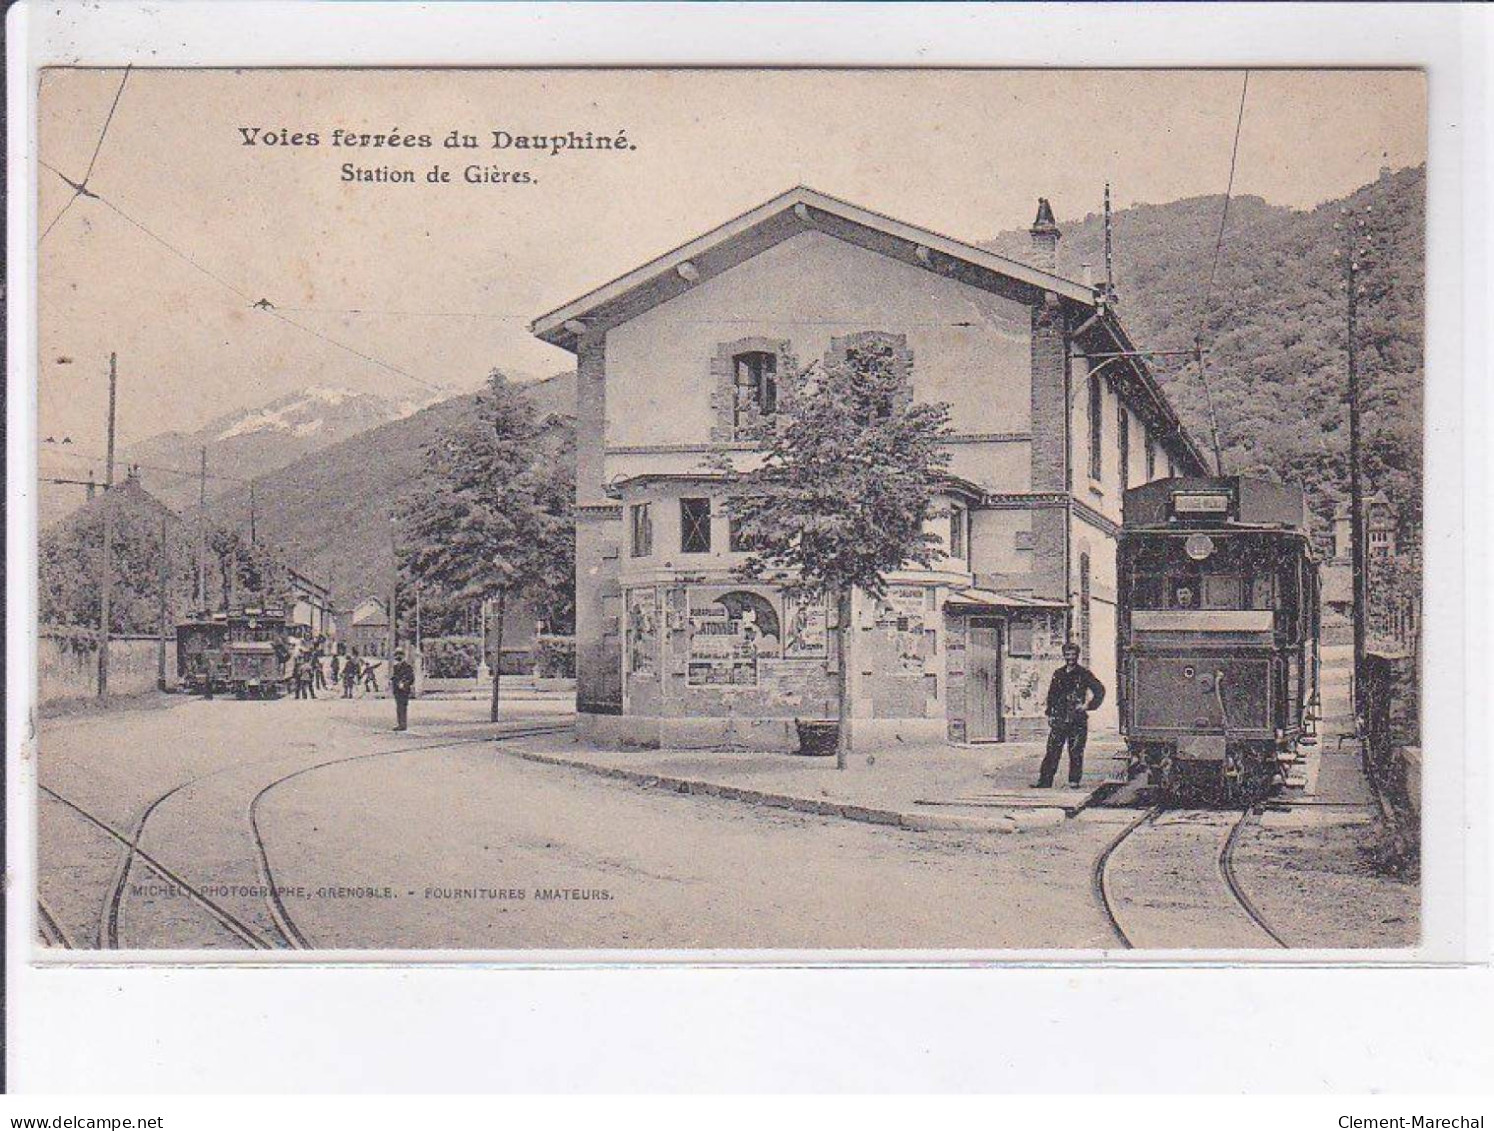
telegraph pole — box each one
[1338,207,1368,711]
[249,480,257,545]
[1337,206,1373,713]
[1194,336,1225,476]
[198,446,209,611]
[97,353,117,698]
[157,512,170,690]
[387,512,398,667]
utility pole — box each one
[414,582,424,695]
[249,481,257,546]
[97,353,118,699]
[1337,206,1374,714]
[1103,181,1116,303]
[387,512,398,668]
[1195,336,1225,476]
[198,445,209,612]
[157,512,170,690]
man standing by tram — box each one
[1035,641,1106,789]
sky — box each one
[36,67,1426,485]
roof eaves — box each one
[530,186,1096,350]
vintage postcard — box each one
[31,66,1428,957]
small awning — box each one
[944,587,1068,612]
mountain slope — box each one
[985,165,1425,544]
[202,371,576,606]
[118,386,428,514]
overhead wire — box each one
[38,68,129,245]
[40,70,453,397]
[1199,69,1252,333]
[1190,69,1251,475]
[81,66,131,185]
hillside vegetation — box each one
[986,165,1425,545]
[199,371,575,607]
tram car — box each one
[1117,476,1321,802]
[175,615,228,694]
[175,607,294,698]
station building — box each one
[531,187,1209,750]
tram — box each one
[1117,476,1321,803]
[175,606,294,698]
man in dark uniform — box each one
[1035,641,1106,788]
[390,649,416,732]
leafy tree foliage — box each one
[717,346,953,765]
[38,479,290,635]
[399,371,573,720]
[986,166,1425,552]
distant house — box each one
[335,596,391,659]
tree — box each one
[717,345,953,768]
[400,371,570,721]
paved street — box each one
[35,650,1416,953]
[36,690,1131,951]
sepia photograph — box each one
[30,66,1428,956]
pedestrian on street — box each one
[390,649,416,731]
[292,651,310,700]
[1034,641,1106,789]
[362,656,381,694]
[341,650,359,698]
[330,651,341,684]
[312,638,328,692]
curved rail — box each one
[1218,806,1290,948]
[248,722,574,949]
[39,784,273,950]
[37,898,74,949]
[1096,802,1289,950]
[1090,805,1161,948]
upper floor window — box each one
[629,502,653,558]
[948,504,966,560]
[680,497,712,554]
[734,351,777,424]
[1088,373,1104,481]
[1118,405,1131,491]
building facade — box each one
[335,596,391,659]
[288,569,335,637]
[532,187,1207,750]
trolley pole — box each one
[97,352,117,699]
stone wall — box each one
[39,633,176,704]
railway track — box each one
[36,897,74,949]
[1092,802,1289,950]
[38,720,572,952]
[248,721,573,950]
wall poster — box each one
[782,589,829,658]
[687,586,782,686]
[626,588,659,677]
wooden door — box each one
[967,619,1004,742]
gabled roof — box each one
[531,184,1209,474]
[531,185,1096,351]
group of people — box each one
[285,636,384,700]
[283,635,417,731]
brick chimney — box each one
[1029,197,1061,272]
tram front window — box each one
[1131,569,1279,611]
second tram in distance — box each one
[1117,476,1321,803]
